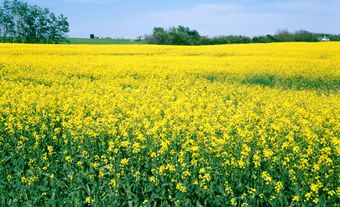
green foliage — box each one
[209,35,252,44]
[242,75,277,87]
[0,0,69,43]
[145,26,202,45]
[242,75,340,91]
[145,26,340,45]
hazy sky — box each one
[24,0,340,38]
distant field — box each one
[66,38,144,44]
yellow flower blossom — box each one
[65,156,72,163]
[176,183,187,193]
[120,158,129,167]
[85,197,91,203]
[47,145,53,154]
[275,181,283,193]
[292,195,299,202]
[261,171,272,184]
[0,43,338,206]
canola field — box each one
[0,43,339,206]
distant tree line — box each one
[145,26,202,45]
[0,0,69,43]
[145,26,340,45]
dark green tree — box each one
[274,29,293,42]
[0,0,69,43]
[145,26,202,45]
[145,26,338,45]
[293,30,319,42]
[149,27,170,44]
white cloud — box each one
[114,0,340,37]
[33,0,338,38]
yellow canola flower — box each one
[176,183,187,193]
[261,171,272,184]
[120,158,129,167]
[292,195,300,202]
[65,156,72,163]
[263,149,273,158]
[275,181,283,193]
[47,145,53,154]
[0,43,338,206]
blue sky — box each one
[24,0,340,38]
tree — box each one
[0,0,69,43]
[293,30,318,42]
[145,26,202,45]
[0,4,3,40]
[274,29,293,42]
[152,27,169,44]
[145,26,339,45]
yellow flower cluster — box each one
[0,43,339,206]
